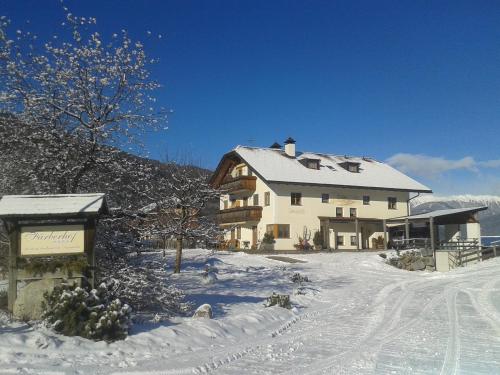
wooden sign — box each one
[20,225,85,256]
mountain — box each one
[410,194,500,236]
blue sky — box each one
[2,0,500,195]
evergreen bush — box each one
[291,272,309,283]
[265,293,291,309]
[262,232,275,244]
[42,282,131,341]
[313,230,323,248]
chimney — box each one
[284,137,296,157]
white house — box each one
[210,138,432,251]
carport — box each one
[384,206,488,253]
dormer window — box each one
[300,158,320,170]
[339,162,360,173]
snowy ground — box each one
[1,249,500,374]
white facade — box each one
[212,144,431,251]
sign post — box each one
[0,194,108,319]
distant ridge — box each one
[411,194,500,208]
[410,194,500,236]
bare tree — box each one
[0,11,166,193]
[139,163,221,273]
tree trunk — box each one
[174,236,183,273]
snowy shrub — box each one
[291,272,309,283]
[201,272,218,285]
[265,293,291,309]
[101,255,193,321]
[378,253,387,259]
[42,282,131,341]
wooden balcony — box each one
[217,206,262,224]
[220,175,257,194]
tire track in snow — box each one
[204,278,416,375]
[440,287,460,375]
[468,278,500,333]
[305,279,446,375]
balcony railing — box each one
[220,175,256,194]
[217,206,262,224]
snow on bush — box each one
[200,263,218,285]
[101,255,193,321]
[265,293,291,309]
[42,282,131,342]
[291,272,309,284]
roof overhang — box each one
[268,180,433,193]
[387,206,488,225]
[0,194,109,220]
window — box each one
[277,224,290,239]
[308,160,319,169]
[363,195,370,205]
[336,207,343,217]
[348,164,359,173]
[237,226,241,239]
[223,200,228,209]
[299,158,320,170]
[291,192,302,206]
[243,197,248,207]
[388,197,397,210]
[339,162,360,173]
[266,224,290,239]
[253,194,259,206]
[350,208,357,218]
[337,235,344,246]
[230,198,237,208]
[264,192,270,206]
[321,193,329,203]
[350,235,357,246]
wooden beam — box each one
[84,218,96,289]
[405,218,410,241]
[430,216,435,253]
[8,221,18,312]
[383,219,387,251]
[355,218,360,251]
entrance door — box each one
[252,226,258,249]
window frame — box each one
[264,191,271,206]
[253,194,259,206]
[277,224,290,239]
[336,207,343,217]
[350,208,357,218]
[388,197,397,210]
[267,224,290,239]
[363,195,370,205]
[321,193,329,203]
[291,192,302,206]
[337,235,344,246]
[350,235,357,246]
[348,164,359,173]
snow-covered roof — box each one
[389,206,488,221]
[231,146,432,192]
[0,194,108,218]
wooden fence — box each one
[440,244,499,269]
